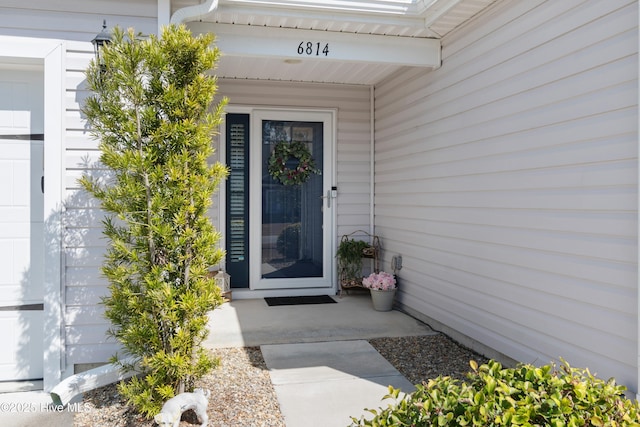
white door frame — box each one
[219,106,337,297]
[249,109,335,291]
[0,36,65,391]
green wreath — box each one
[268,140,320,186]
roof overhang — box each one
[218,0,421,15]
[172,0,496,85]
[195,0,469,18]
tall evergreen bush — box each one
[80,24,228,417]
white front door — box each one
[0,68,44,381]
[250,110,335,290]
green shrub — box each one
[351,359,640,427]
[337,238,370,284]
[80,25,228,417]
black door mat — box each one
[264,295,337,307]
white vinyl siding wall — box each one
[0,0,157,42]
[375,0,638,391]
[216,79,373,239]
[64,40,116,368]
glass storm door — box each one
[250,110,333,290]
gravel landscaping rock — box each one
[74,334,488,427]
[369,334,489,385]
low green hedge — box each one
[351,359,640,427]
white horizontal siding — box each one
[0,0,157,41]
[59,14,141,366]
[375,0,639,391]
[63,39,105,349]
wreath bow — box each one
[268,140,320,186]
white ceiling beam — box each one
[189,22,441,68]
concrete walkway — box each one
[0,293,433,427]
[262,340,415,426]
[205,293,435,426]
[204,292,433,348]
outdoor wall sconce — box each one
[91,20,112,65]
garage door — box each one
[0,68,44,381]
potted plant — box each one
[362,271,397,311]
[337,237,372,288]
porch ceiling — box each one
[174,0,498,85]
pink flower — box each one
[362,271,396,290]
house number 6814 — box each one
[297,42,330,56]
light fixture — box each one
[91,20,112,64]
[213,270,232,301]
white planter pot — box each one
[369,289,396,311]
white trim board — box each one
[189,22,441,68]
[0,35,65,392]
